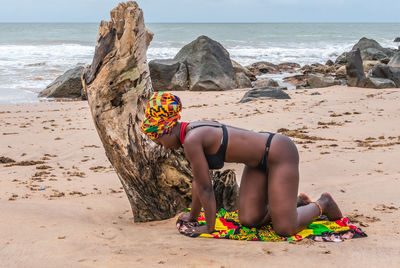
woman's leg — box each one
[267,135,343,236]
[238,165,315,228]
[238,166,269,228]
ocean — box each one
[0,23,399,103]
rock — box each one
[239,87,290,103]
[283,74,308,87]
[325,60,334,66]
[360,48,388,61]
[174,35,236,91]
[245,61,280,76]
[394,37,400,42]
[363,60,380,73]
[335,52,348,64]
[364,77,396,89]
[301,63,335,75]
[252,78,279,88]
[335,66,347,79]
[231,59,256,81]
[234,72,252,88]
[311,92,321,95]
[380,58,391,64]
[352,37,395,58]
[388,52,400,69]
[346,49,367,87]
[368,64,400,87]
[278,62,300,73]
[306,74,339,88]
[149,59,188,91]
[39,66,84,98]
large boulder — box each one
[394,37,400,42]
[388,52,400,69]
[174,35,236,91]
[149,59,188,91]
[368,64,400,87]
[306,74,339,88]
[352,37,395,58]
[364,77,396,89]
[360,48,388,61]
[239,87,290,103]
[336,37,396,64]
[39,66,84,98]
[245,61,280,76]
[346,49,367,87]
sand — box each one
[1,86,400,267]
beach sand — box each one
[1,86,400,267]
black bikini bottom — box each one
[256,132,275,174]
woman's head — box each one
[141,91,182,144]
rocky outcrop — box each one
[394,37,400,42]
[388,52,400,69]
[148,59,188,91]
[352,37,395,58]
[346,49,368,87]
[39,66,84,99]
[239,87,290,103]
[174,35,236,91]
[336,37,396,65]
[368,64,400,87]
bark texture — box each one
[82,2,194,222]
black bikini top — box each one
[187,124,228,170]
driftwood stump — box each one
[82,1,238,222]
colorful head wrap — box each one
[141,92,182,140]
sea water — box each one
[0,23,398,103]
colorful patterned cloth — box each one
[176,208,367,242]
[141,92,182,140]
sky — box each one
[1,0,400,23]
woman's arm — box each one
[184,138,216,233]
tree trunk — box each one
[82,1,238,222]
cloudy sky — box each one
[1,0,400,23]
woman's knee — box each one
[239,212,264,228]
[273,222,297,237]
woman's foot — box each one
[297,193,313,207]
[317,192,343,220]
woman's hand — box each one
[182,225,211,237]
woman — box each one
[141,92,343,237]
